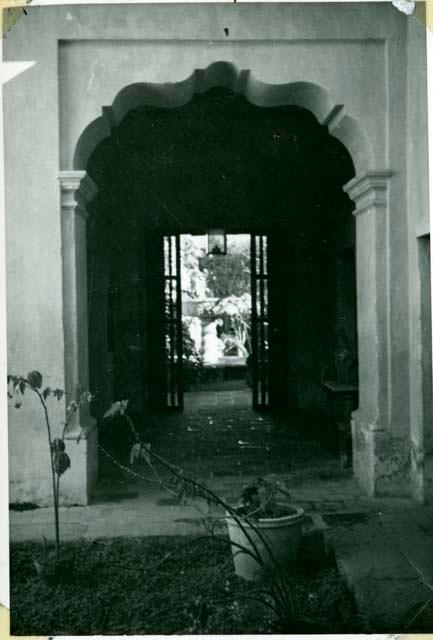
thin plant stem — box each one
[54,472,60,557]
[18,378,60,558]
[98,407,297,626]
[34,386,60,558]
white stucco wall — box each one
[3,3,430,504]
[58,38,385,170]
[406,10,432,501]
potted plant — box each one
[94,400,333,631]
[105,402,304,576]
[225,478,304,581]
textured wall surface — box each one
[4,3,430,504]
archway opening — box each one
[84,86,357,487]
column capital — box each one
[343,171,393,216]
[58,171,98,219]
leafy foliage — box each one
[7,370,92,562]
[103,399,129,418]
[180,235,250,301]
[238,478,293,519]
[50,439,71,477]
[200,237,250,299]
[181,321,203,387]
[180,235,207,300]
[180,235,252,358]
[203,292,252,356]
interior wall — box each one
[88,226,168,416]
[284,219,356,422]
[285,245,331,412]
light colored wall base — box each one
[61,426,98,506]
[352,412,411,497]
[9,420,98,507]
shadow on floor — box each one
[96,391,343,505]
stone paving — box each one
[12,391,347,538]
[184,388,252,410]
[124,389,341,488]
[324,506,433,631]
[9,391,433,632]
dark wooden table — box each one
[322,381,359,468]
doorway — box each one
[163,233,270,413]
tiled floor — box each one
[101,390,341,492]
[184,389,252,410]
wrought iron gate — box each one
[251,234,270,409]
[163,234,183,410]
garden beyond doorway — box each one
[179,234,253,411]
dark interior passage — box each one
[86,87,357,458]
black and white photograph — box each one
[1,0,432,634]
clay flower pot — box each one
[226,504,305,581]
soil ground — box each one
[10,535,363,635]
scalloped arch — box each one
[74,61,374,175]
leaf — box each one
[77,387,92,403]
[139,443,151,465]
[119,400,129,415]
[103,402,120,418]
[53,451,71,476]
[50,438,65,453]
[129,443,141,465]
[103,400,129,419]
[66,400,78,414]
[53,389,65,401]
[18,381,26,395]
[42,387,51,400]
[27,371,43,389]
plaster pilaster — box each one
[344,171,411,496]
[59,170,97,431]
[58,170,99,504]
[344,171,392,430]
